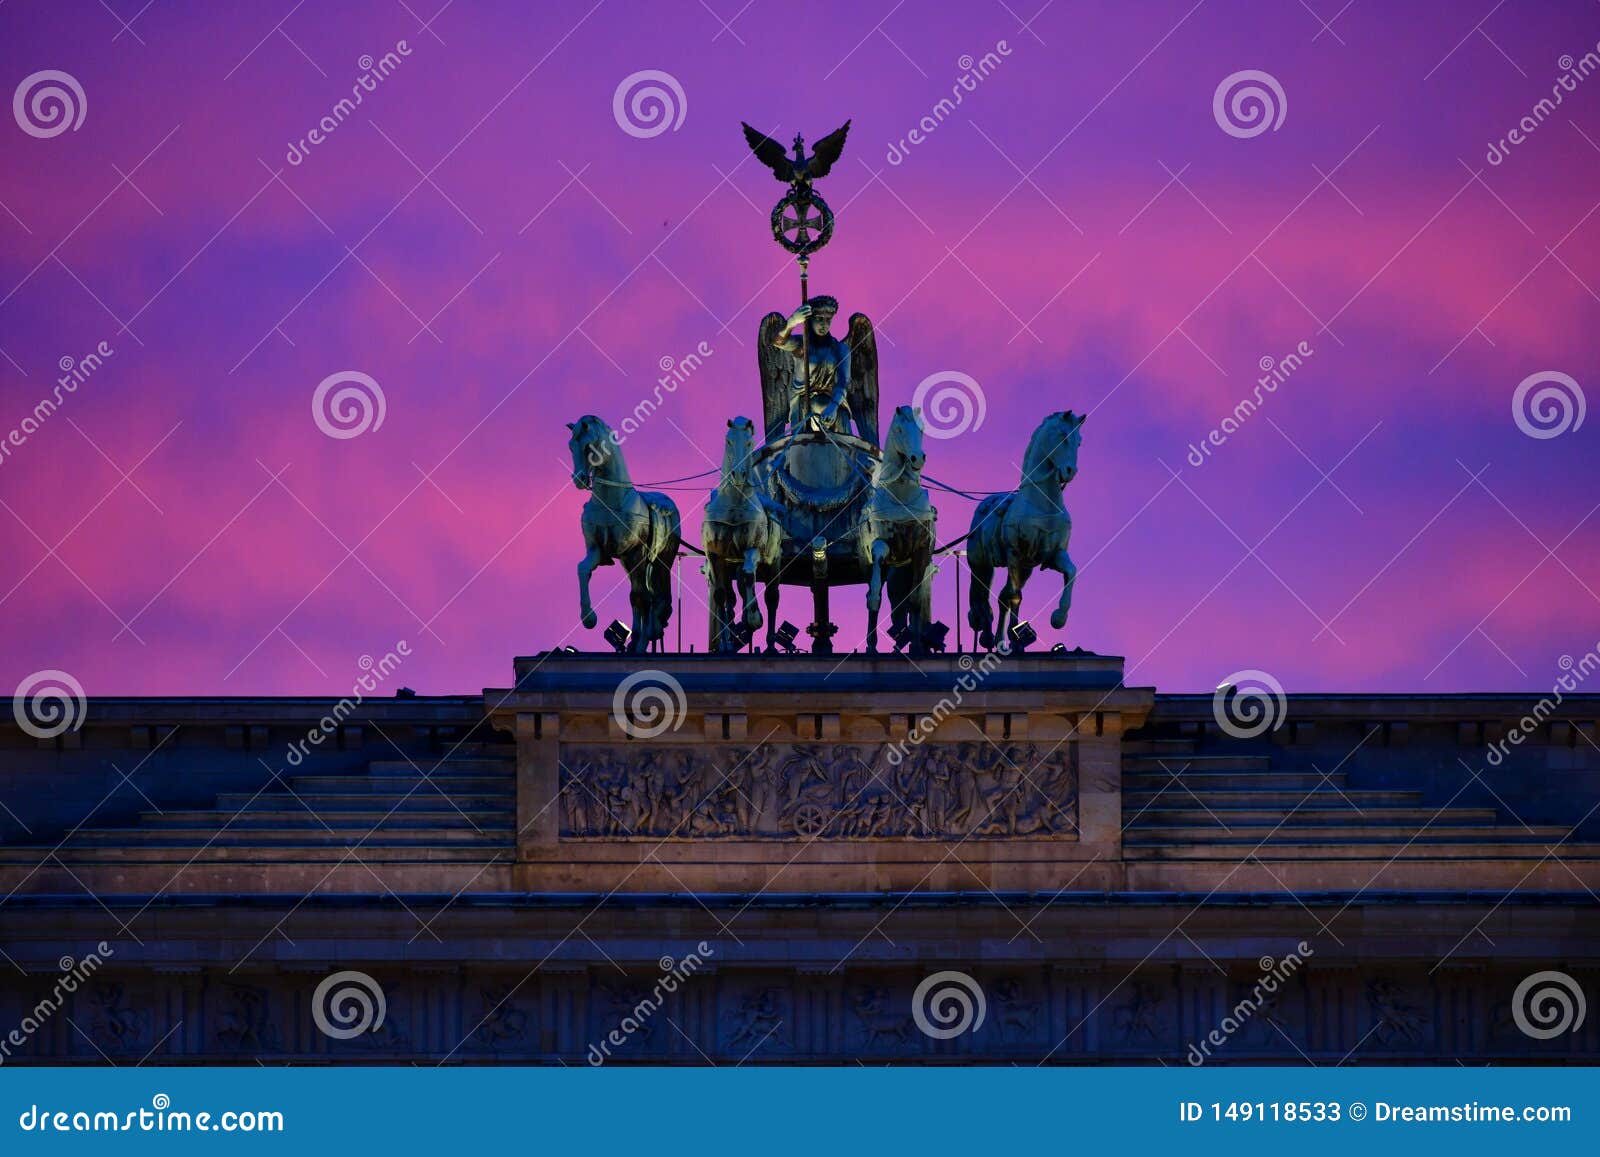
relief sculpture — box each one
[558,741,1076,840]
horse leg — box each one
[741,548,763,632]
[999,563,1031,648]
[651,557,674,648]
[708,558,731,653]
[763,580,781,652]
[912,550,934,652]
[627,558,650,653]
[866,538,889,654]
[577,544,601,631]
[967,562,996,650]
[1049,547,1077,631]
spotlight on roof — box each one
[774,621,800,653]
[603,620,632,654]
[1008,620,1038,651]
[923,621,950,653]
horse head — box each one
[721,416,759,488]
[1023,410,1085,491]
[876,404,927,486]
[566,415,616,490]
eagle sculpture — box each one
[741,121,852,190]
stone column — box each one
[510,712,560,860]
[1076,711,1125,877]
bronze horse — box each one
[966,411,1084,649]
[702,416,782,652]
[567,415,681,653]
[863,405,936,653]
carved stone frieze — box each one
[557,741,1077,840]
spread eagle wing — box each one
[845,311,879,446]
[808,120,851,179]
[741,123,794,182]
[757,311,792,443]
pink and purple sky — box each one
[1,0,1597,696]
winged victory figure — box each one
[757,300,878,445]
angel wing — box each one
[741,124,794,182]
[845,312,879,446]
[808,120,851,179]
[757,311,791,443]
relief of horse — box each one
[966,410,1084,649]
[863,405,937,653]
[567,415,682,653]
[702,416,782,652]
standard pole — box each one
[954,551,963,653]
[799,253,811,426]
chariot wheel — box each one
[771,190,834,256]
[791,803,829,837]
